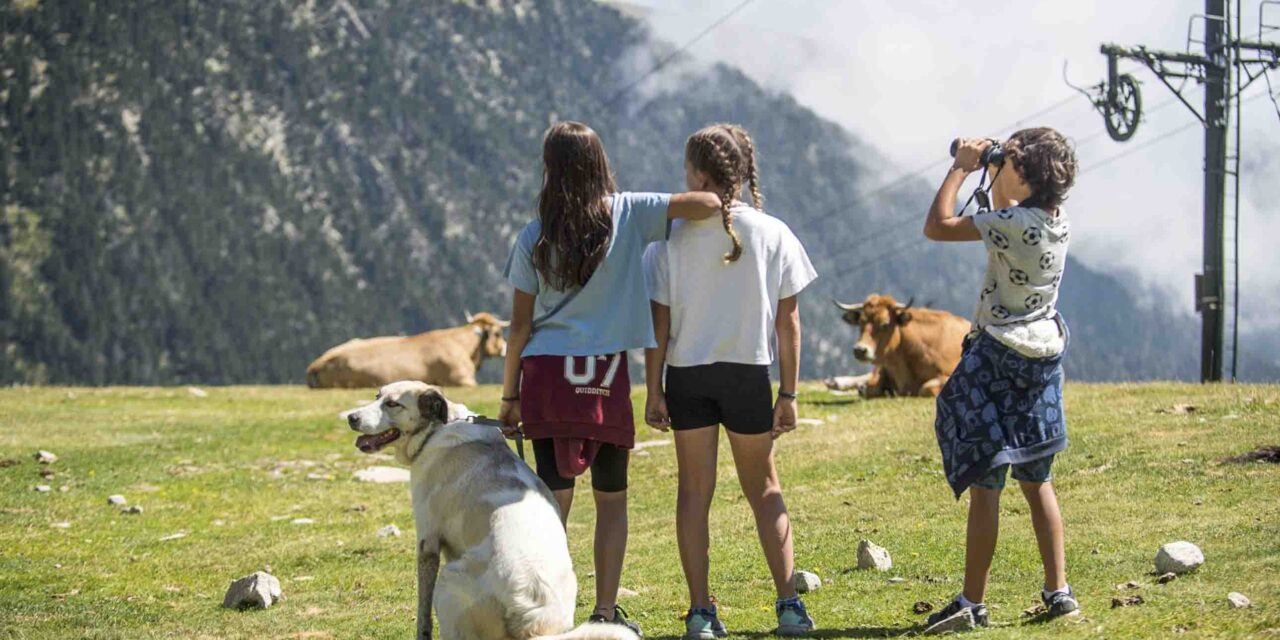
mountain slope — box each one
[1,0,1221,384]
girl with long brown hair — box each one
[643,124,818,638]
[499,121,721,634]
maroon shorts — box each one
[520,354,635,450]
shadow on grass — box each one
[649,627,918,639]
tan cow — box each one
[830,294,971,398]
[306,312,508,388]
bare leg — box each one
[592,489,628,616]
[552,488,574,527]
[963,486,1001,604]
[1020,480,1067,592]
[674,426,720,608]
[727,430,797,600]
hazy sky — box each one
[623,0,1280,335]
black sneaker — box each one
[589,605,643,637]
[1042,587,1080,619]
[924,596,989,635]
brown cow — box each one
[831,294,970,398]
[306,312,508,388]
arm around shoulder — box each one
[667,191,722,220]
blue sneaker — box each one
[924,596,988,635]
[1042,587,1080,619]
[589,605,642,637]
[775,597,815,637]
[683,605,728,639]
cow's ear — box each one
[417,389,449,424]
[895,309,913,324]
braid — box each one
[730,125,764,209]
[687,125,747,263]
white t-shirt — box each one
[643,204,818,367]
[970,206,1070,358]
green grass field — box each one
[2,383,1278,639]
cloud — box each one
[626,0,1280,335]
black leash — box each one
[463,415,526,462]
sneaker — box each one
[775,597,815,637]
[683,605,728,639]
[924,596,989,635]
[1041,587,1080,619]
[589,605,643,637]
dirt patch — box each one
[1222,446,1280,464]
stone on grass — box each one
[124,505,144,515]
[793,570,822,594]
[35,450,58,464]
[1227,592,1251,608]
[34,484,52,493]
[857,539,893,571]
[51,521,71,529]
[913,601,934,614]
[107,495,127,506]
[291,518,314,525]
[222,571,283,610]
[1111,595,1145,608]
[353,466,410,483]
[376,524,401,538]
[1155,541,1204,575]
[1157,572,1179,585]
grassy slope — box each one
[1,383,1278,639]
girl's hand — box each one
[771,397,798,439]
[645,393,671,432]
[498,400,521,438]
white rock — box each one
[376,524,401,538]
[34,484,52,492]
[1227,592,1251,608]
[1155,541,1204,575]
[857,539,893,571]
[107,495,127,505]
[353,466,410,483]
[51,521,71,529]
[291,518,314,525]
[35,450,58,464]
[222,571,283,609]
[923,608,975,635]
[793,570,822,593]
[187,386,209,398]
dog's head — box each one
[342,381,450,454]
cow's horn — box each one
[896,297,915,310]
[495,318,511,328]
[464,309,475,323]
[833,299,864,312]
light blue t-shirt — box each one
[504,192,671,357]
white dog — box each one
[343,381,637,640]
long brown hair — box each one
[685,123,763,263]
[533,122,618,290]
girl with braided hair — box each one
[500,121,724,635]
[643,124,818,638]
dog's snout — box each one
[347,413,362,430]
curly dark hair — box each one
[1005,127,1077,212]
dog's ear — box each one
[417,389,449,425]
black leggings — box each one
[532,439,629,493]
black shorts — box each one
[666,362,773,435]
[532,439,629,493]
